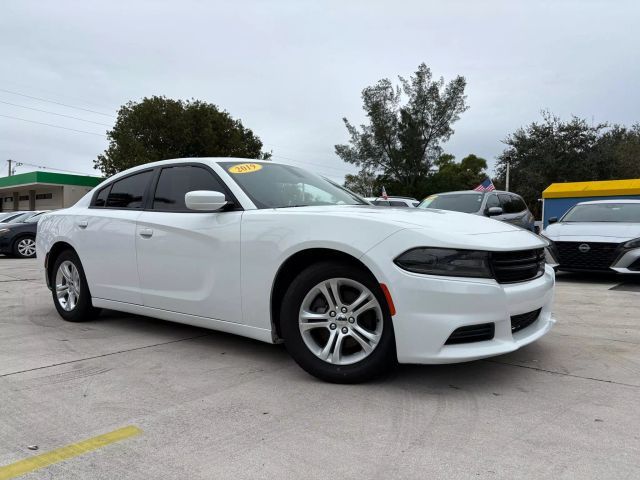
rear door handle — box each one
[139,228,153,238]
[77,220,88,229]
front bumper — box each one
[383,264,555,364]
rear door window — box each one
[152,165,227,211]
[498,194,517,214]
[105,170,154,209]
[511,195,527,213]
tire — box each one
[13,235,37,258]
[51,250,101,322]
[280,261,396,383]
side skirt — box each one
[92,298,275,344]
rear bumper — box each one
[383,264,555,364]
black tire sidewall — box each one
[13,235,36,258]
[51,250,96,322]
[281,262,396,383]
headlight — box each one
[539,234,553,246]
[623,237,640,249]
[394,248,492,278]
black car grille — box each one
[491,249,545,283]
[511,309,541,333]
[554,241,620,271]
[445,323,495,345]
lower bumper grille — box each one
[511,309,541,333]
[628,258,640,271]
[445,323,495,345]
[554,241,620,271]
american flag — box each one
[473,178,496,192]
[381,186,388,200]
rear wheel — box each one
[51,250,100,322]
[13,235,36,258]
[281,262,395,383]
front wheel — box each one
[51,250,100,322]
[280,262,395,383]
[13,235,37,258]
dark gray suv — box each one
[417,190,536,232]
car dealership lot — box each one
[0,258,638,479]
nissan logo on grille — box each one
[578,243,591,253]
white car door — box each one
[135,164,243,323]
[73,169,155,305]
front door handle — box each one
[139,228,154,238]
[77,220,88,229]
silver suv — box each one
[417,190,536,232]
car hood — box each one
[543,222,640,242]
[278,205,521,234]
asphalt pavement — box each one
[0,258,638,479]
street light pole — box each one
[505,156,511,192]
[7,159,12,177]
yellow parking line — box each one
[0,425,141,480]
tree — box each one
[344,168,378,197]
[426,153,488,195]
[94,96,271,176]
[335,63,469,198]
[344,152,487,200]
[495,112,640,217]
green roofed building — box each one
[0,171,103,212]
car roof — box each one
[576,199,640,205]
[431,190,514,196]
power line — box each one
[12,161,96,176]
[0,114,107,137]
[0,100,113,127]
[0,88,115,118]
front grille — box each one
[491,249,545,283]
[554,241,620,271]
[511,309,541,333]
[445,323,495,345]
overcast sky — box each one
[1,0,639,182]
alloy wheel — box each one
[17,238,36,257]
[55,260,81,311]
[298,277,383,365]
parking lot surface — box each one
[0,257,639,479]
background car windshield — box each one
[562,203,640,222]
[220,162,366,208]
[418,193,483,213]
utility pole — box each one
[7,159,12,177]
[505,155,511,192]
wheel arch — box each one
[46,241,77,286]
[270,248,380,342]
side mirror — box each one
[487,206,503,216]
[548,217,558,224]
[185,190,227,211]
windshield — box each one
[220,162,366,208]
[562,203,640,223]
[418,193,484,213]
[6,212,35,223]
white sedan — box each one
[542,199,640,274]
[37,158,555,383]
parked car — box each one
[542,200,640,274]
[417,190,536,231]
[37,158,554,383]
[365,196,420,207]
[0,212,46,258]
